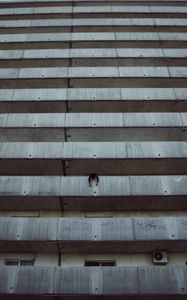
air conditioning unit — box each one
[153,251,168,265]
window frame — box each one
[5,259,34,266]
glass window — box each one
[5,259,34,266]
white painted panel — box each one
[31,19,72,27]
[119,67,169,77]
[117,48,164,57]
[72,18,114,26]
[0,20,32,28]
[71,32,115,41]
[23,49,70,59]
[0,8,34,15]
[65,113,124,127]
[113,18,154,26]
[18,68,68,78]
[35,254,58,266]
[115,32,159,41]
[67,88,121,100]
[124,113,182,127]
[70,48,117,58]
[34,7,72,13]
[159,33,187,41]
[13,89,67,101]
[121,88,175,100]
[27,33,71,42]
[151,6,187,13]
[0,50,23,59]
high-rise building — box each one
[0,0,187,298]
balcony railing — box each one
[0,175,186,211]
[0,266,186,297]
[0,216,187,252]
[0,142,187,175]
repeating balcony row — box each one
[1,18,187,28]
[1,266,187,297]
[1,6,187,15]
[0,176,186,211]
[0,216,187,252]
[1,0,185,4]
[1,66,187,78]
[1,141,186,158]
[1,48,187,59]
[0,175,186,196]
[0,112,186,127]
[0,88,186,113]
[0,142,186,175]
[1,32,187,43]
[0,67,187,89]
[0,113,186,141]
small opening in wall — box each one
[5,259,34,266]
[85,260,116,267]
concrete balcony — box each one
[0,142,187,175]
[0,266,187,298]
[0,5,187,20]
[0,112,186,141]
[0,88,186,113]
[0,66,187,89]
[0,217,187,252]
[0,175,186,211]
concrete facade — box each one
[0,0,187,298]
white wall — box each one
[0,252,187,266]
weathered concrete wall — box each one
[0,0,187,297]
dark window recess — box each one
[5,259,34,266]
[20,260,34,266]
[5,260,19,266]
[85,260,116,267]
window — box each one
[5,260,19,266]
[20,260,34,266]
[85,212,113,218]
[5,259,34,266]
[85,260,116,267]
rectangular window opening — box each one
[5,259,34,266]
[85,260,116,267]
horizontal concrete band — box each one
[1,19,187,28]
[0,142,186,158]
[0,216,187,240]
[0,113,186,141]
[1,49,187,59]
[0,142,186,175]
[0,112,186,127]
[1,67,187,79]
[0,88,185,101]
[0,0,186,3]
[0,175,186,196]
[0,217,187,252]
[1,33,187,43]
[1,88,186,113]
[0,266,187,295]
[0,0,186,4]
[0,6,187,15]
